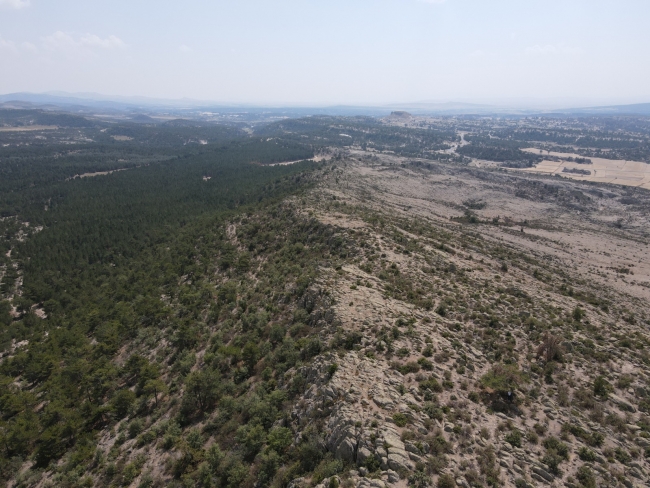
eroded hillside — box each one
[3,138,650,488]
[286,153,650,488]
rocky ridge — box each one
[282,156,650,488]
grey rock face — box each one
[532,466,554,482]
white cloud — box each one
[178,44,193,53]
[526,43,582,55]
[21,41,37,52]
[1,32,124,57]
[0,36,13,48]
[42,31,76,51]
[0,0,30,10]
[80,34,125,49]
[0,36,16,51]
[469,49,498,59]
[0,36,36,53]
[42,31,126,53]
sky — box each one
[1,0,649,106]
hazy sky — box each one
[1,0,649,105]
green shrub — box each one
[526,430,538,444]
[136,430,156,447]
[576,465,596,488]
[267,427,293,453]
[588,432,604,447]
[137,473,154,488]
[400,362,421,374]
[128,419,144,439]
[312,458,344,484]
[429,435,451,456]
[296,431,326,472]
[505,430,522,448]
[480,363,525,394]
[424,403,443,421]
[397,347,410,358]
[542,437,569,459]
[573,306,585,321]
[186,429,203,450]
[257,450,280,485]
[541,436,569,475]
[617,374,633,389]
[121,455,145,486]
[437,473,456,488]
[105,463,117,479]
[206,444,224,473]
[614,447,631,464]
[593,376,611,398]
[223,460,248,488]
[418,357,434,371]
[328,363,339,378]
[542,451,563,475]
[393,413,409,427]
[419,376,443,393]
[408,470,432,488]
[235,423,266,460]
[578,447,596,462]
[111,389,136,419]
[365,455,381,473]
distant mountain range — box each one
[552,103,650,115]
[0,92,649,117]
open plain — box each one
[519,149,650,190]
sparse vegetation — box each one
[1,111,650,487]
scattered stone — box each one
[532,467,554,482]
[385,470,400,483]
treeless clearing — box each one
[66,168,131,179]
[519,148,650,190]
[287,153,650,487]
[267,154,332,166]
[336,150,650,301]
[0,125,58,132]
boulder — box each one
[385,470,400,483]
[335,436,356,463]
[532,466,554,482]
[387,451,414,471]
[373,395,394,409]
[609,393,636,412]
[383,432,405,451]
[357,446,373,466]
[408,452,423,463]
[405,442,421,455]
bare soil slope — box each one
[291,152,650,488]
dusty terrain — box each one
[4,112,650,488]
[288,152,650,487]
[0,125,58,132]
[519,149,650,190]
